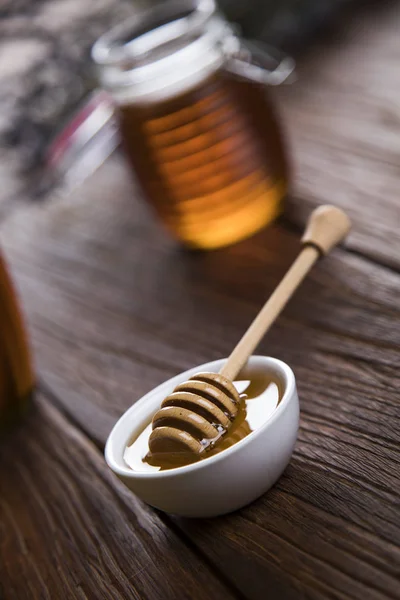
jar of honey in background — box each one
[0,251,34,432]
[93,0,293,249]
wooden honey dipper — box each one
[149,205,351,457]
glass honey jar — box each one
[0,251,34,433]
[93,0,293,249]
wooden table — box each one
[1,4,400,599]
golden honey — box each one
[117,71,287,249]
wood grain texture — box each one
[0,392,237,600]
[276,1,400,269]
[2,5,400,597]
[1,155,399,599]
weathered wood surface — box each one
[1,154,400,599]
[277,1,400,269]
[2,3,400,598]
[0,393,237,600]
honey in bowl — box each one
[124,373,283,472]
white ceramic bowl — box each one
[105,356,299,517]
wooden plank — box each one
[276,1,400,269]
[173,457,400,600]
[0,393,237,600]
[1,156,400,598]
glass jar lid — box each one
[92,0,231,104]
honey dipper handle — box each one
[220,205,351,381]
